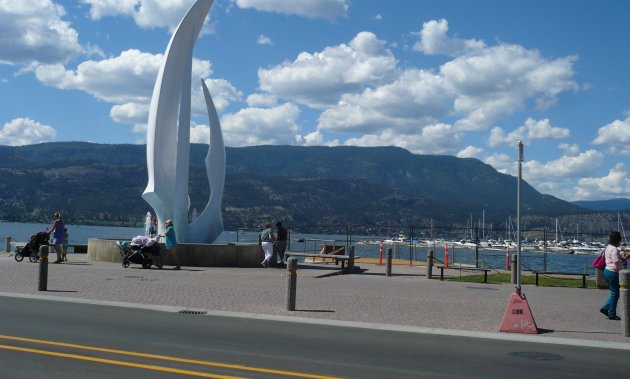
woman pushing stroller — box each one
[49,211,65,263]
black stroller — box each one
[15,231,50,263]
[116,237,161,269]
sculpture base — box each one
[88,238,262,268]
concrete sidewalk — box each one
[1,253,629,346]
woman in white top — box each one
[599,231,628,320]
[259,223,275,267]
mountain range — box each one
[572,198,630,211]
[0,142,626,235]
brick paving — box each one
[1,253,629,345]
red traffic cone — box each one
[499,290,538,334]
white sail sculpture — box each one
[143,0,224,243]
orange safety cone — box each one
[445,243,449,267]
[505,246,510,270]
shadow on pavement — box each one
[45,290,78,293]
[359,272,424,278]
[294,309,336,313]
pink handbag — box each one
[591,253,606,270]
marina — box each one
[3,221,621,275]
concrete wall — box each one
[88,238,263,268]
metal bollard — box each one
[348,245,355,272]
[4,236,11,253]
[511,254,517,284]
[620,270,630,337]
[386,248,392,277]
[427,250,434,279]
[286,257,297,311]
[38,245,49,291]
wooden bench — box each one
[319,245,345,255]
[437,265,492,283]
[532,271,590,288]
[285,252,356,269]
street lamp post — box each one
[516,141,523,294]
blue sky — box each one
[1,0,629,202]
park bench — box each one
[436,265,492,283]
[531,270,590,288]
[285,246,358,269]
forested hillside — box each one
[0,142,603,233]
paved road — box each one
[1,296,628,379]
[0,253,629,346]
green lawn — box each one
[439,272,597,289]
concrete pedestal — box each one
[88,238,262,268]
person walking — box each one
[62,227,69,262]
[148,215,158,238]
[49,211,64,263]
[600,231,628,320]
[259,223,275,267]
[161,219,180,270]
[275,222,288,265]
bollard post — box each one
[510,254,517,284]
[379,240,383,265]
[348,245,355,272]
[38,245,49,291]
[620,270,630,337]
[427,250,434,279]
[286,257,297,311]
[386,247,392,277]
[4,236,11,253]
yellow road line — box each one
[0,335,342,379]
[0,344,240,379]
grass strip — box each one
[439,272,597,289]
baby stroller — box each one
[116,236,161,269]
[15,231,50,263]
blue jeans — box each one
[602,269,620,317]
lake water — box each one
[1,221,598,274]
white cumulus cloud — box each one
[259,31,397,108]
[318,69,448,133]
[523,150,604,184]
[221,103,301,146]
[246,93,278,107]
[484,153,513,174]
[575,163,630,200]
[257,34,273,45]
[343,123,461,155]
[443,45,578,131]
[593,116,630,156]
[235,0,348,20]
[0,0,82,65]
[81,0,212,32]
[33,50,239,133]
[110,102,150,124]
[312,20,577,150]
[457,145,484,158]
[0,117,56,146]
[34,49,172,103]
[412,19,485,57]
[487,118,570,147]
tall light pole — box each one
[499,140,537,334]
[516,141,523,294]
